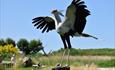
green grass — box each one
[53,48,115,56]
[95,59,115,67]
[3,56,115,70]
[1,48,115,70]
[25,55,115,67]
[5,58,115,70]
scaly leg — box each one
[60,35,67,49]
[66,49,70,66]
[60,49,67,66]
[60,35,67,66]
[65,36,72,49]
[65,36,71,66]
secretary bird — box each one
[32,0,97,66]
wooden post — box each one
[52,66,70,70]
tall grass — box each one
[0,64,5,70]
[53,48,115,56]
[4,54,115,70]
[31,54,115,67]
[3,48,115,70]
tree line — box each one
[0,38,44,55]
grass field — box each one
[0,48,115,70]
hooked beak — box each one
[58,10,64,17]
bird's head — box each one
[51,9,58,14]
[51,9,64,17]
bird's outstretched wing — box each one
[73,0,90,34]
[32,16,55,33]
[65,0,90,35]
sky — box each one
[0,0,115,52]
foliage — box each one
[0,39,6,46]
[29,39,43,54]
[0,44,18,54]
[17,39,29,54]
[0,38,44,55]
[17,39,43,55]
[0,44,18,59]
[53,48,115,56]
[5,38,16,47]
[0,38,15,47]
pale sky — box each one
[0,0,115,52]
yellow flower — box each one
[0,44,19,54]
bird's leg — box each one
[60,49,66,66]
[65,36,72,49]
[65,36,71,66]
[60,35,68,49]
[66,48,70,66]
[60,35,67,66]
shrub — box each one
[5,38,16,47]
[0,44,18,59]
[29,39,43,54]
[17,39,30,55]
[0,39,6,46]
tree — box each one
[29,39,43,54]
[0,39,6,46]
[5,38,16,47]
[17,39,30,55]
[28,39,47,55]
[17,39,46,55]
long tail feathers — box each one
[82,33,98,40]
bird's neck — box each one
[53,14,62,24]
[53,13,62,29]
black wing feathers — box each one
[32,16,55,33]
[72,0,90,34]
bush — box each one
[5,38,16,47]
[0,38,16,46]
[0,44,18,59]
[0,39,6,46]
[29,39,43,54]
[17,39,43,55]
[17,39,30,55]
